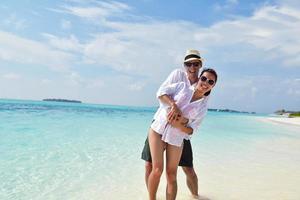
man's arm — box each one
[156,69,183,122]
[158,94,181,123]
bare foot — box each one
[192,194,211,200]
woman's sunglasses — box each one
[185,62,200,67]
[200,76,215,85]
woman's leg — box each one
[148,128,165,200]
[165,143,183,200]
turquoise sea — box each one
[1,99,299,200]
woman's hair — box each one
[199,68,218,96]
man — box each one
[141,49,203,199]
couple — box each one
[141,49,217,200]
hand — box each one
[167,103,181,124]
[168,115,188,129]
[168,116,182,129]
[169,115,193,134]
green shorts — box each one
[141,136,194,167]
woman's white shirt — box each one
[151,82,209,147]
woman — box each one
[147,68,218,200]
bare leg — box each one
[182,166,199,197]
[165,144,183,200]
[145,161,152,189]
[148,128,165,200]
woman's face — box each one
[196,72,216,94]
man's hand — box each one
[169,115,192,134]
[168,115,188,129]
[167,103,182,124]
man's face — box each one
[184,60,202,78]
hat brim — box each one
[184,58,203,63]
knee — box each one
[151,165,163,178]
[182,167,197,179]
[166,168,177,183]
[145,161,152,174]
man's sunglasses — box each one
[200,76,215,85]
[185,62,200,67]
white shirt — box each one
[151,81,209,147]
[153,69,196,120]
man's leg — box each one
[141,136,153,189]
[145,161,152,189]
[165,144,183,200]
[179,140,199,197]
[182,166,199,198]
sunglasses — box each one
[185,62,200,67]
[200,76,215,85]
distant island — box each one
[208,108,256,114]
[43,98,82,103]
[274,109,300,117]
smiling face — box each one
[184,60,202,80]
[196,71,216,95]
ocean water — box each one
[0,99,299,200]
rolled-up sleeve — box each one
[188,109,207,134]
[156,69,183,97]
[156,82,183,98]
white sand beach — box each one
[152,116,300,200]
[265,117,300,127]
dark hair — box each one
[199,68,218,96]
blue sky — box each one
[0,0,299,113]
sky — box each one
[0,0,299,113]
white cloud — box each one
[81,21,201,80]
[129,82,146,91]
[2,73,21,80]
[211,74,300,112]
[65,6,108,19]
[86,79,104,89]
[198,5,300,67]
[284,78,300,97]
[39,2,300,112]
[0,31,74,71]
[3,14,27,30]
[251,87,258,99]
[287,88,300,96]
[65,71,84,86]
[41,79,52,85]
[2,1,300,112]
[43,33,83,52]
[277,0,300,8]
[214,0,239,11]
[63,3,300,81]
[56,1,131,22]
[61,19,72,29]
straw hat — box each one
[184,49,203,63]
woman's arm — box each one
[168,116,194,135]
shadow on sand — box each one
[196,195,212,200]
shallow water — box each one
[0,99,299,200]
